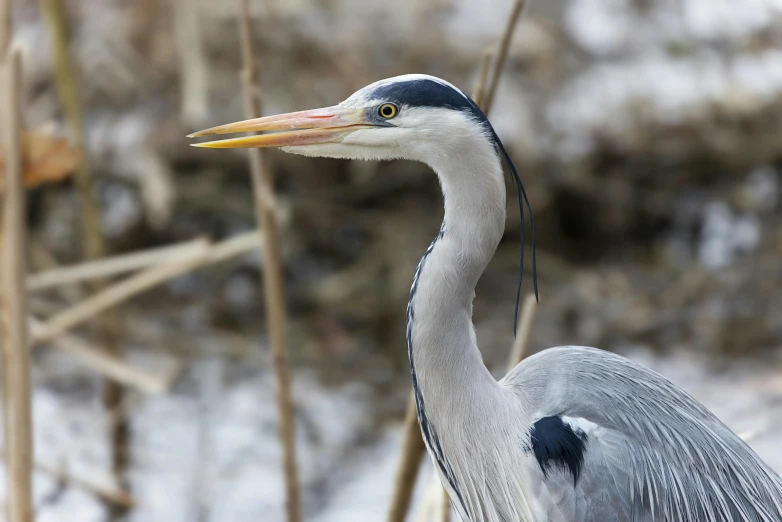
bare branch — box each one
[29,318,178,394]
[507,293,538,369]
[1,46,34,522]
[0,0,10,60]
[31,231,260,344]
[472,47,494,110]
[238,2,301,521]
[0,448,136,509]
[386,393,427,522]
[483,0,526,115]
[28,237,211,291]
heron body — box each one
[191,74,782,521]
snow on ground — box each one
[1,346,780,521]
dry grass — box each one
[27,237,211,291]
[29,318,177,394]
[472,47,494,109]
[0,448,136,509]
[31,231,260,344]
[386,393,427,522]
[238,2,302,520]
[483,0,526,114]
[1,46,34,522]
[507,294,538,369]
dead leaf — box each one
[0,131,82,194]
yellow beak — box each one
[188,106,371,149]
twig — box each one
[0,0,10,61]
[0,448,136,509]
[238,3,301,521]
[386,392,427,522]
[28,237,211,291]
[173,0,208,125]
[32,253,205,344]
[31,231,260,344]
[29,238,84,302]
[29,318,177,394]
[1,46,34,522]
[36,0,131,497]
[37,0,103,262]
[471,47,493,109]
[483,0,526,115]
[507,293,537,369]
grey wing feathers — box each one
[504,346,782,522]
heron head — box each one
[188,74,494,165]
[190,73,539,307]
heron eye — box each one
[378,103,398,119]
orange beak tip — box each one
[187,130,214,138]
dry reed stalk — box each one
[29,239,84,303]
[0,0,9,61]
[36,0,131,498]
[0,448,136,509]
[173,0,208,125]
[37,0,102,263]
[483,0,526,115]
[238,3,301,521]
[199,230,261,264]
[507,293,538,369]
[28,237,211,291]
[472,48,494,109]
[31,232,260,344]
[386,392,427,522]
[1,47,34,522]
[33,252,206,344]
[0,8,12,515]
[28,318,176,394]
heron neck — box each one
[407,144,507,418]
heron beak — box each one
[187,106,371,149]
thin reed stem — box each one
[29,318,176,394]
[28,237,211,291]
[472,47,494,110]
[0,0,10,61]
[0,447,136,509]
[1,47,34,522]
[507,293,537,369]
[386,392,427,522]
[36,0,131,502]
[31,231,259,345]
[238,3,302,521]
[483,0,526,115]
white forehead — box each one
[341,74,469,107]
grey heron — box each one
[190,75,782,521]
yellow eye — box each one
[378,103,398,119]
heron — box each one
[189,74,782,521]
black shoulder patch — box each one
[529,416,588,486]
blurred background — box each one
[1,0,782,520]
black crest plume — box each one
[465,97,539,335]
[371,78,539,333]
